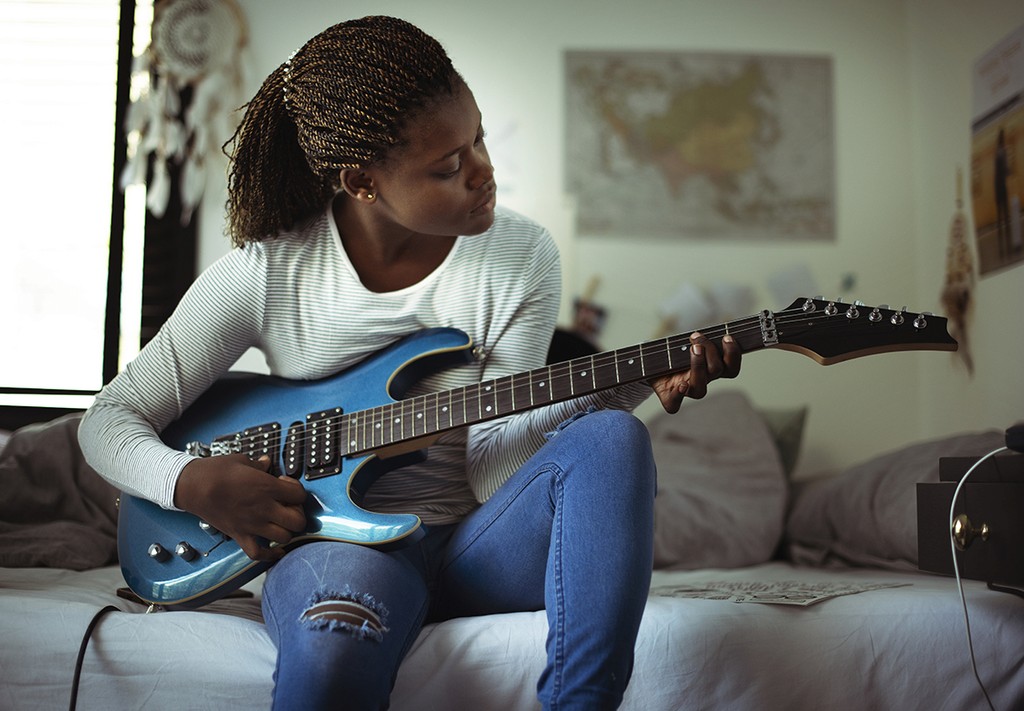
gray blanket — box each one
[0,413,119,569]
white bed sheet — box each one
[2,563,1021,710]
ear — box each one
[339,169,377,203]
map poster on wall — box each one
[564,50,835,241]
[970,23,1024,276]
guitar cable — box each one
[69,604,119,711]
[947,442,1012,711]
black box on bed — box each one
[917,453,1024,586]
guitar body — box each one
[117,327,474,609]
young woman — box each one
[79,16,740,710]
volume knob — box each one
[175,542,199,561]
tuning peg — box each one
[845,303,861,319]
[801,298,817,312]
[913,313,930,330]
[891,307,907,326]
[824,301,839,316]
[869,307,883,323]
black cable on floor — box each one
[69,605,119,711]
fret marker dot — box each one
[442,406,448,412]
[394,418,400,424]
[580,371,587,377]
[416,413,423,419]
[628,359,635,365]
[486,405,492,412]
[540,381,546,388]
[485,385,492,392]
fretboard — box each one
[333,312,772,457]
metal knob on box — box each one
[951,513,989,551]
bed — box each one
[2,392,1021,710]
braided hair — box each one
[224,16,464,246]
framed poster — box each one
[970,23,1024,276]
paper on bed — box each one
[649,579,911,605]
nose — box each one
[467,145,494,191]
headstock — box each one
[771,297,958,365]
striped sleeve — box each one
[78,244,268,509]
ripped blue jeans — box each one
[261,408,657,710]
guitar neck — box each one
[339,311,776,456]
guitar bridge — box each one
[187,423,283,473]
[185,441,212,457]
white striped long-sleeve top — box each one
[78,205,652,524]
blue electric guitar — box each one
[118,297,957,608]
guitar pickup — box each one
[283,422,305,478]
[305,408,343,479]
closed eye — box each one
[437,164,461,179]
[435,125,487,179]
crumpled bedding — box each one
[0,413,119,570]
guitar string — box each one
[319,304,922,441]
[229,305,929,461]
[222,305,933,460]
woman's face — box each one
[362,85,497,238]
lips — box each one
[471,185,497,214]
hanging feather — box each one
[180,152,207,225]
[940,167,976,375]
[123,0,247,225]
[147,156,172,218]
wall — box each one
[906,0,1024,452]
[195,0,1024,478]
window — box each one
[0,0,150,412]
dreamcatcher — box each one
[121,0,247,223]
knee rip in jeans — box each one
[300,587,389,642]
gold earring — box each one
[365,192,376,202]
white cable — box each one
[948,445,1007,711]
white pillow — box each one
[648,391,788,570]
